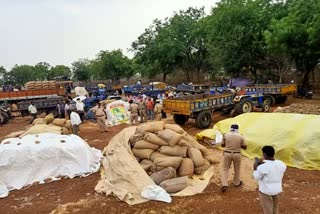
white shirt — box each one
[28,105,37,114]
[65,104,70,111]
[253,160,286,196]
[70,112,82,126]
[76,101,84,111]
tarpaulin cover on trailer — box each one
[199,113,320,170]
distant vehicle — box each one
[296,85,313,99]
[176,84,210,94]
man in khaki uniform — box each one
[138,99,147,123]
[221,124,247,192]
[129,100,139,124]
[92,102,109,132]
[154,99,163,121]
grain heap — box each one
[129,121,217,193]
[274,103,320,115]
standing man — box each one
[64,100,71,120]
[56,101,65,118]
[70,107,82,135]
[129,100,139,124]
[28,102,37,124]
[154,99,163,121]
[146,98,154,120]
[253,146,286,214]
[92,102,109,132]
[221,124,247,192]
[138,99,147,123]
[76,98,85,122]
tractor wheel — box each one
[235,99,252,114]
[173,114,189,126]
[262,100,271,112]
[276,95,288,104]
[195,110,212,129]
[265,96,276,106]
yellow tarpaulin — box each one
[203,113,320,170]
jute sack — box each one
[44,113,54,124]
[129,134,144,145]
[164,124,185,134]
[194,159,211,175]
[158,129,182,147]
[159,145,188,158]
[150,152,170,162]
[32,118,46,125]
[187,148,205,167]
[177,139,193,148]
[204,154,220,164]
[61,127,70,135]
[140,159,154,171]
[132,148,154,159]
[52,118,66,127]
[159,176,189,193]
[144,132,168,146]
[136,121,165,134]
[64,120,72,130]
[134,140,159,150]
[183,133,209,155]
[154,157,183,169]
[150,167,176,185]
[178,158,194,177]
[38,112,47,118]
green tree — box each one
[34,62,50,80]
[71,59,91,81]
[265,0,320,85]
[96,49,134,83]
[0,66,7,85]
[49,65,71,80]
[9,65,37,85]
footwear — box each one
[234,181,243,187]
[221,186,228,192]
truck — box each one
[0,80,74,116]
[164,93,235,129]
[242,84,297,105]
[176,84,210,95]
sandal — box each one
[234,181,243,187]
[221,186,228,192]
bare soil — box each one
[0,96,319,214]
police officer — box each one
[221,124,247,192]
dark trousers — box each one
[30,113,37,124]
[78,111,84,122]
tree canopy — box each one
[2,0,319,86]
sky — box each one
[0,0,218,70]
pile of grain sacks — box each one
[25,81,56,90]
[274,103,320,115]
[129,121,217,193]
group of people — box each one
[127,94,165,124]
[222,124,286,214]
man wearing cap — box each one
[154,99,163,121]
[221,124,247,192]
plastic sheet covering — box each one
[0,133,102,198]
[212,113,320,170]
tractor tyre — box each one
[173,114,189,126]
[195,110,212,129]
[276,95,288,104]
[262,100,271,112]
[235,98,253,114]
[265,96,276,106]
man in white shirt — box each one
[28,102,37,124]
[253,146,286,214]
[76,98,85,122]
[70,107,82,135]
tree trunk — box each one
[163,72,167,82]
[302,69,311,86]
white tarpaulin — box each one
[74,86,88,97]
[105,100,130,126]
[0,133,102,198]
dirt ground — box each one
[0,96,320,214]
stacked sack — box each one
[30,113,72,135]
[129,121,217,194]
[25,81,56,91]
